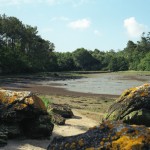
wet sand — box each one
[2,84,118,98]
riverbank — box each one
[1,71,150,150]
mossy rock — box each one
[104,84,150,127]
[123,108,150,126]
[0,88,54,146]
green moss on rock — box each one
[104,84,150,127]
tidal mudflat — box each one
[44,72,150,95]
[1,71,150,96]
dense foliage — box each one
[0,14,150,74]
[0,14,55,73]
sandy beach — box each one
[0,109,98,150]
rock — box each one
[22,115,53,138]
[47,121,150,150]
[0,130,7,147]
[51,113,66,125]
[104,84,150,126]
[0,124,22,139]
[50,104,74,118]
[0,89,54,144]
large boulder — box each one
[0,89,54,146]
[104,84,150,127]
[47,121,150,150]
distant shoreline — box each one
[1,71,150,98]
[2,84,118,98]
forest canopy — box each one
[0,14,150,74]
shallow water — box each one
[1,73,150,96]
[45,73,150,95]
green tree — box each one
[73,48,100,70]
[0,14,55,74]
[56,52,75,71]
[138,52,150,71]
[108,56,128,72]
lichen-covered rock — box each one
[104,84,150,126]
[0,89,54,146]
[51,113,66,125]
[50,104,74,118]
[47,121,150,150]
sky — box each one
[0,0,150,52]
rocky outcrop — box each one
[104,84,150,127]
[47,121,150,150]
[50,104,74,118]
[0,89,54,146]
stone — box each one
[0,130,7,147]
[51,113,66,125]
[0,89,54,146]
[50,104,74,118]
[104,84,150,126]
[0,124,22,139]
[22,115,53,138]
[47,121,150,150]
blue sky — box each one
[0,0,149,52]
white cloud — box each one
[124,17,147,38]
[94,30,101,36]
[68,19,91,29]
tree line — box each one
[0,14,150,74]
